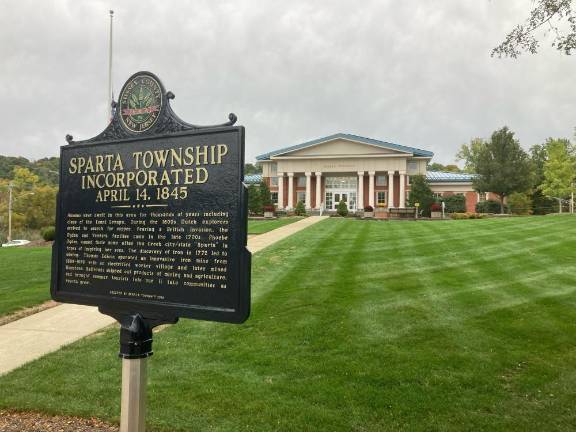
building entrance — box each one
[325,176,357,212]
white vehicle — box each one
[2,239,31,248]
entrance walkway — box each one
[0,216,328,376]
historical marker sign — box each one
[51,71,250,324]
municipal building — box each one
[249,133,485,213]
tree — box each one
[473,127,533,214]
[456,138,487,173]
[19,185,57,229]
[493,0,576,57]
[407,175,435,217]
[247,184,262,215]
[259,181,272,207]
[244,163,262,175]
[530,140,561,214]
[539,138,575,212]
[428,163,462,173]
[12,166,39,190]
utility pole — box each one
[108,10,114,122]
[7,182,13,243]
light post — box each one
[7,182,13,243]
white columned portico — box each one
[287,172,294,210]
[388,171,395,207]
[399,171,406,208]
[315,172,322,209]
[305,172,312,209]
[357,171,364,210]
[277,173,284,209]
[368,171,375,207]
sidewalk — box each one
[0,216,328,376]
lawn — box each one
[247,216,303,234]
[1,216,576,431]
[0,246,52,317]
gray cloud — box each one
[0,0,573,165]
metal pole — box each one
[120,358,147,432]
[118,314,153,432]
[7,182,13,243]
[108,10,114,122]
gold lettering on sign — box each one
[68,144,230,203]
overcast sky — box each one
[0,0,573,165]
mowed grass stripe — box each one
[0,246,52,316]
[0,216,576,431]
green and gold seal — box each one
[119,73,163,133]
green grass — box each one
[1,216,576,431]
[248,216,303,234]
[0,246,52,316]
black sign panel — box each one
[51,72,250,324]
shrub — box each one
[336,200,348,217]
[41,226,56,241]
[294,200,306,216]
[441,195,466,213]
[450,212,485,220]
[507,192,532,215]
[259,181,272,207]
[476,199,507,214]
[430,203,442,212]
[364,205,374,212]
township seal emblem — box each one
[118,73,163,133]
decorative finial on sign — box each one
[65,134,74,144]
[166,91,175,100]
[227,113,238,125]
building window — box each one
[270,164,277,175]
[433,192,443,198]
[376,175,387,186]
[270,176,278,187]
[271,192,278,205]
[297,176,306,187]
[377,191,386,206]
[297,191,306,204]
[478,192,487,202]
[325,176,357,189]
[325,192,333,209]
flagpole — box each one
[108,10,114,122]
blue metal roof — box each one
[426,171,475,183]
[256,133,434,160]
[244,174,262,184]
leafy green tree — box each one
[473,127,533,214]
[12,166,39,190]
[407,175,435,216]
[539,138,576,213]
[428,163,462,173]
[244,163,262,175]
[530,141,562,214]
[259,181,272,207]
[0,156,31,179]
[456,138,487,173]
[493,0,576,58]
[247,184,262,215]
[336,200,348,217]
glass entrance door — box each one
[325,177,358,212]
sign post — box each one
[51,71,251,431]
